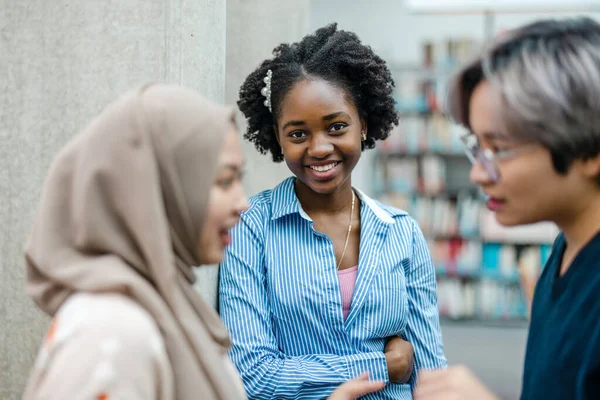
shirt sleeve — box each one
[219,214,389,400]
[403,218,448,388]
[22,295,174,400]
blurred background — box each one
[2,1,600,399]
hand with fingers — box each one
[328,373,385,400]
[385,336,414,383]
[413,365,499,400]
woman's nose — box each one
[307,134,334,159]
[469,160,494,186]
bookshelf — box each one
[404,1,600,42]
[375,36,558,323]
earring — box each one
[361,131,366,141]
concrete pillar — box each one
[226,0,311,196]
[0,1,225,397]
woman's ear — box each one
[361,119,368,140]
[578,153,600,182]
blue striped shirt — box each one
[219,177,446,399]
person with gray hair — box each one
[414,16,600,400]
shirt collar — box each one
[270,177,404,224]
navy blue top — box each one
[521,232,600,399]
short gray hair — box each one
[447,17,600,180]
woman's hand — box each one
[328,373,385,400]
[384,336,414,383]
[413,365,499,400]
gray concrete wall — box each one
[0,1,225,397]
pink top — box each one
[338,265,359,320]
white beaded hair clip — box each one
[261,69,273,113]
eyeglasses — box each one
[460,133,538,183]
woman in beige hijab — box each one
[23,83,384,400]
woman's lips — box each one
[486,197,506,212]
[306,161,340,181]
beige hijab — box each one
[25,84,244,400]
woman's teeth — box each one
[310,163,337,172]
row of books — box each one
[376,191,559,246]
[374,153,473,196]
[438,279,528,320]
[379,155,448,194]
[379,114,468,155]
[480,210,559,244]
[433,241,552,279]
[378,193,481,238]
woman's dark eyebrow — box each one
[323,111,350,121]
[281,120,306,130]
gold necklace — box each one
[336,191,355,270]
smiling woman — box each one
[219,23,447,400]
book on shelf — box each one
[457,193,480,237]
[431,239,481,275]
[438,278,528,320]
[387,158,419,193]
[480,209,559,244]
[381,114,469,155]
[391,38,481,116]
[437,279,478,319]
[477,280,527,320]
[421,155,446,194]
